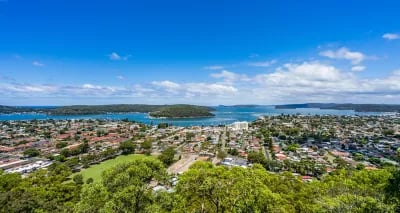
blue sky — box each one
[0,0,400,105]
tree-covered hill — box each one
[0,104,215,116]
[275,103,400,112]
[1,157,400,212]
[149,104,215,118]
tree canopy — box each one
[1,156,399,212]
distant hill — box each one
[49,104,162,115]
[275,103,400,112]
[0,104,215,117]
[149,105,215,118]
[0,105,54,114]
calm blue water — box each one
[0,106,388,127]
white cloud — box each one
[210,70,249,82]
[152,80,182,94]
[152,80,181,89]
[248,60,277,67]
[109,52,130,61]
[383,33,400,40]
[0,83,56,94]
[319,47,365,64]
[351,66,366,72]
[185,83,237,95]
[253,62,400,103]
[204,65,224,70]
[1,62,400,104]
[109,52,121,60]
[32,61,44,67]
[117,75,124,80]
[152,80,237,96]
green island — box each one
[149,104,215,118]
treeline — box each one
[1,156,400,212]
[275,103,400,112]
[149,105,215,118]
[0,104,215,117]
[0,105,55,114]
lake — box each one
[0,105,388,127]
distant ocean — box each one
[0,105,389,127]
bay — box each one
[0,105,388,127]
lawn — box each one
[71,154,147,183]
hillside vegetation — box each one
[1,157,400,212]
[0,104,215,117]
[149,104,215,118]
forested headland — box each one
[0,104,215,118]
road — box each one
[167,154,198,174]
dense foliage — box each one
[0,104,215,116]
[149,105,215,118]
[1,157,400,212]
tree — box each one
[228,148,239,156]
[353,153,364,161]
[217,149,227,160]
[56,141,68,149]
[157,123,169,129]
[86,178,94,184]
[247,151,266,165]
[75,183,109,213]
[23,148,40,157]
[80,141,90,153]
[174,162,286,212]
[119,140,136,155]
[0,164,81,213]
[141,140,152,154]
[385,170,400,211]
[75,157,167,213]
[186,132,195,141]
[286,144,299,152]
[158,147,176,166]
[73,174,84,185]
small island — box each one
[149,105,215,118]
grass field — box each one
[71,154,147,183]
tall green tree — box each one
[158,147,176,166]
[119,140,136,155]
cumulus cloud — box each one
[32,61,44,67]
[152,80,237,97]
[204,65,224,70]
[152,80,181,93]
[383,33,400,40]
[253,62,400,103]
[185,83,237,95]
[210,70,249,83]
[1,62,400,104]
[351,66,366,72]
[320,47,365,64]
[109,52,121,60]
[248,60,277,67]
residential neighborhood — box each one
[1,114,399,181]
